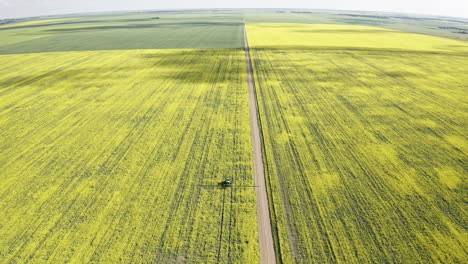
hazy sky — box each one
[1,0,467,19]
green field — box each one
[0,14,244,54]
[247,23,468,263]
[0,49,258,263]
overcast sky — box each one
[1,0,467,19]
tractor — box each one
[220,177,233,187]
[198,177,256,189]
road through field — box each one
[243,24,277,264]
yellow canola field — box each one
[0,49,258,263]
[247,23,468,263]
[247,23,468,52]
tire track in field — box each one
[243,23,277,264]
[216,188,227,263]
[227,187,233,261]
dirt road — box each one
[243,24,277,264]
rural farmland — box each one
[0,49,259,262]
[0,8,467,264]
[248,23,468,263]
